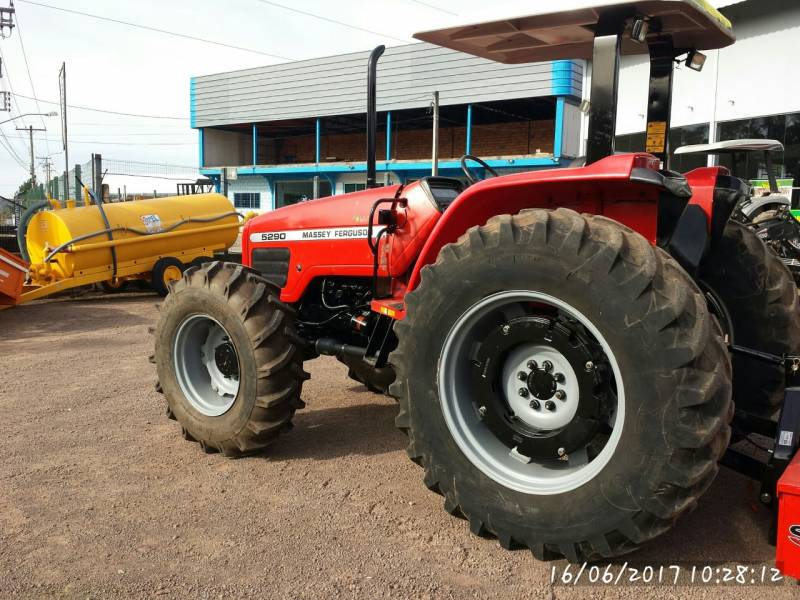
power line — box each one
[4,131,194,138]
[14,7,52,159]
[407,1,459,16]
[14,93,188,120]
[0,42,33,162]
[253,0,411,44]
[2,134,195,146]
[17,0,295,61]
[69,122,191,128]
[0,133,29,170]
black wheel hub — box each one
[528,367,557,400]
[214,341,238,378]
[470,316,610,460]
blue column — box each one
[465,105,473,155]
[385,112,392,160]
[315,118,321,165]
[252,124,257,166]
[553,97,565,160]
[198,128,204,168]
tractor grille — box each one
[251,247,290,288]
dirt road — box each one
[0,294,796,598]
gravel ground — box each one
[0,294,797,599]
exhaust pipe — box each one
[366,45,385,189]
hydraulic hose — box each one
[42,211,245,264]
[76,177,118,278]
[16,199,50,262]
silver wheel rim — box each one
[174,314,240,417]
[438,291,625,495]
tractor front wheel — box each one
[153,261,308,457]
[391,208,732,561]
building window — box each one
[615,132,646,154]
[275,180,332,208]
[343,183,367,194]
[669,124,710,172]
[342,182,385,194]
[233,192,260,209]
[718,112,800,186]
[615,124,709,172]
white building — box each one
[614,0,799,187]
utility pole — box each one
[37,155,52,189]
[431,91,440,176]
[58,62,68,199]
[16,124,45,184]
[92,153,102,203]
[0,1,15,39]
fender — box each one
[740,194,791,219]
[655,166,748,275]
[406,153,663,292]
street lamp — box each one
[0,111,58,126]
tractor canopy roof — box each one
[414,0,734,64]
[674,139,785,155]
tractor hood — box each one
[243,184,403,247]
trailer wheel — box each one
[699,221,800,413]
[390,208,732,562]
[153,261,309,457]
[190,255,214,269]
[151,257,185,296]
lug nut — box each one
[502,324,511,335]
[557,447,566,457]
[526,360,538,370]
[760,492,772,504]
[555,390,566,400]
[542,360,553,373]
[518,388,529,398]
[545,400,556,411]
[478,406,487,417]
[554,372,565,383]
[529,399,540,410]
[585,361,594,372]
[517,371,528,381]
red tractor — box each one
[153,1,800,566]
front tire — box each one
[391,209,732,562]
[153,261,308,457]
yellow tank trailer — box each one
[16,193,241,305]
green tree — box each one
[14,178,45,206]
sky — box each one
[0,0,735,197]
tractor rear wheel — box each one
[153,261,308,457]
[699,221,800,414]
[390,208,732,562]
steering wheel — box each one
[460,154,499,186]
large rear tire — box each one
[153,261,308,457]
[390,208,732,562]
[699,221,800,414]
